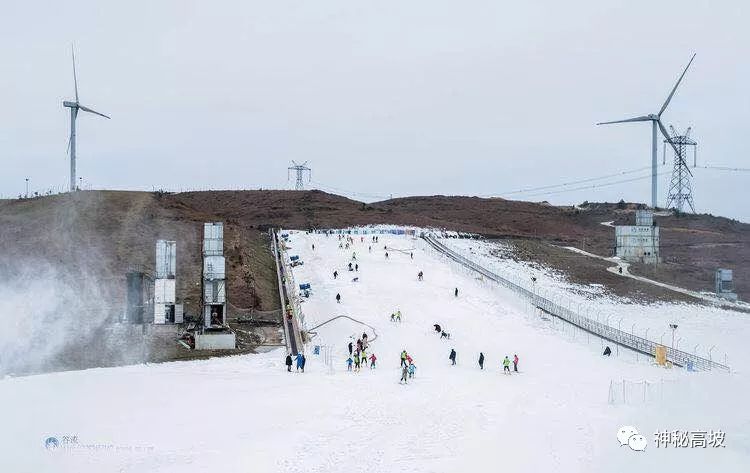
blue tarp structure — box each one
[290,255,300,261]
[299,283,311,290]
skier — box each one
[408,362,416,378]
[295,353,304,372]
[396,310,402,322]
[333,270,338,279]
[478,352,485,370]
[406,354,413,366]
[348,341,353,355]
[502,356,511,374]
[354,352,361,372]
[449,349,457,366]
[513,354,519,372]
[352,252,357,260]
[362,333,368,346]
[301,354,306,373]
[603,346,612,356]
[368,245,372,253]
[454,288,459,297]
[385,252,389,259]
[348,262,353,271]
[336,293,341,304]
[400,350,408,367]
[400,365,409,384]
[369,353,377,369]
[440,331,450,340]
[285,353,293,372]
[390,313,396,322]
[417,271,423,281]
[355,264,359,272]
[410,252,413,259]
[434,323,442,333]
[312,243,315,251]
[346,357,353,371]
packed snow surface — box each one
[1,231,747,472]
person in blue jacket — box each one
[295,353,304,372]
[346,357,353,371]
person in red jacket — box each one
[513,354,519,372]
[369,353,377,369]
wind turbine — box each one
[63,46,110,192]
[597,54,695,209]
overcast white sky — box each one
[1,1,748,221]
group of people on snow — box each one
[399,349,417,384]
[285,352,307,373]
[346,333,376,372]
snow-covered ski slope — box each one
[444,237,750,368]
[1,230,747,472]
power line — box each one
[697,165,750,173]
[492,165,654,197]
[310,181,392,201]
[519,171,671,199]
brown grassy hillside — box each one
[1,190,747,310]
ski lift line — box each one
[490,165,655,197]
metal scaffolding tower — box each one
[663,125,697,213]
[288,161,311,190]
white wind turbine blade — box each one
[72,45,79,103]
[658,53,696,117]
[78,104,111,119]
[596,115,652,125]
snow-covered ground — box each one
[445,237,750,369]
[1,231,747,472]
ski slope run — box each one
[0,230,746,473]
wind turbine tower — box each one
[597,54,696,209]
[663,125,697,213]
[63,46,110,192]
[288,161,311,190]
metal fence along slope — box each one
[423,235,730,372]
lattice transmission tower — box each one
[663,125,697,213]
[288,161,311,190]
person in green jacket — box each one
[502,355,511,374]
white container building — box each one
[154,240,182,324]
[614,210,660,264]
[203,223,227,327]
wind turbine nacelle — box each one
[63,101,77,108]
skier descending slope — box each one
[503,356,511,374]
[478,352,485,370]
[400,365,409,384]
[449,349,457,366]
